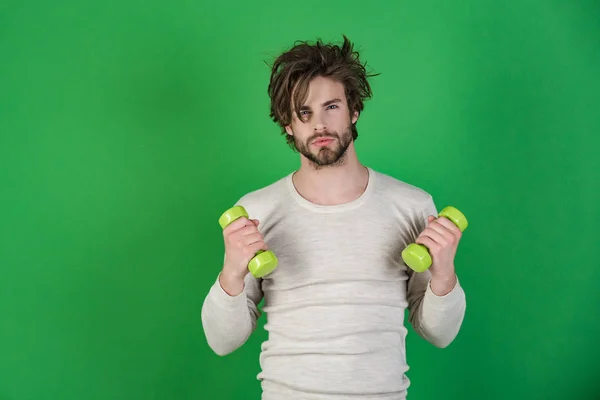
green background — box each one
[1,1,599,399]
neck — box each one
[292,144,369,206]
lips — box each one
[312,137,335,146]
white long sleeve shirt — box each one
[201,167,467,399]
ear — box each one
[351,110,359,124]
[285,125,293,136]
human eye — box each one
[299,110,311,120]
[326,104,338,110]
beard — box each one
[293,124,354,170]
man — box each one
[201,35,467,399]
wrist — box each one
[219,269,246,297]
[429,272,457,296]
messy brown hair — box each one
[266,35,379,149]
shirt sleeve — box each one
[405,195,467,348]
[200,268,264,355]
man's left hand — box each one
[415,215,463,295]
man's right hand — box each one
[219,216,268,296]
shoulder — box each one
[370,168,437,215]
[231,173,291,220]
[371,168,433,202]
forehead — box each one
[304,76,346,103]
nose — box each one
[313,114,327,132]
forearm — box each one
[201,273,260,356]
[410,277,466,348]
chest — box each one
[261,209,417,285]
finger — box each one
[223,217,252,235]
[251,219,260,226]
[419,227,447,247]
[230,225,260,240]
[415,235,439,252]
[436,217,462,238]
[242,232,264,247]
[248,240,268,254]
[427,216,435,223]
[225,225,258,243]
[427,220,455,239]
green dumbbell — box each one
[401,206,468,273]
[218,205,278,278]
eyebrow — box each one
[299,98,342,111]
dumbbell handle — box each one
[401,206,468,273]
[218,205,278,278]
